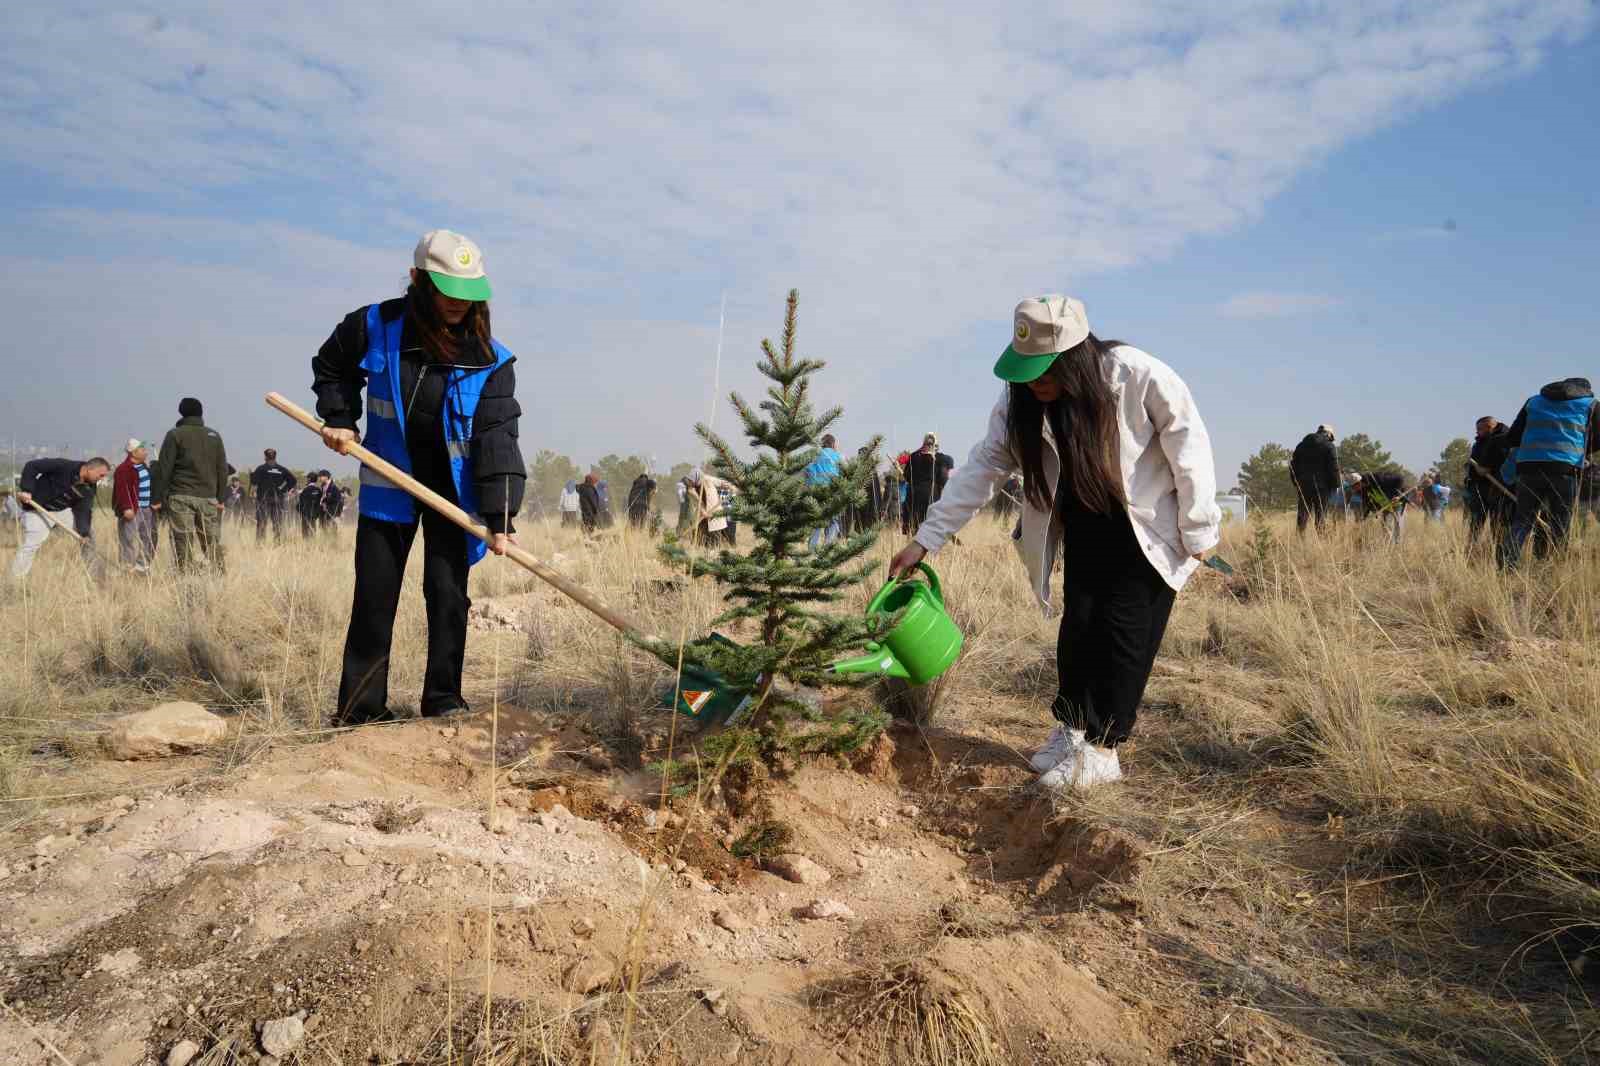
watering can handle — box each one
[867,561,944,613]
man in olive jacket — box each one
[153,397,229,572]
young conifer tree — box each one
[659,289,885,715]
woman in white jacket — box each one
[888,295,1221,792]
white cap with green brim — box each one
[994,294,1090,383]
[414,229,492,302]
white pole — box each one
[708,291,726,436]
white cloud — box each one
[1218,291,1342,319]
[0,1,1592,466]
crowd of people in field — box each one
[2,407,352,581]
[4,228,1595,795]
[1284,376,1600,567]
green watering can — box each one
[831,562,964,685]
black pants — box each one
[907,486,933,533]
[1294,477,1331,533]
[1052,537,1176,748]
[1465,485,1512,545]
[256,498,286,542]
[1498,464,1578,569]
[336,511,470,724]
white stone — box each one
[166,1040,201,1066]
[767,853,830,885]
[101,702,227,760]
[259,1016,305,1057]
[713,909,749,934]
[799,899,855,921]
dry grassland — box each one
[1,504,1598,1064]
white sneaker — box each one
[1029,726,1085,772]
[1038,742,1123,793]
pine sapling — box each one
[658,289,888,732]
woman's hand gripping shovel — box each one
[265,392,754,719]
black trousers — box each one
[1052,544,1176,748]
[336,511,470,724]
[906,486,933,533]
[1498,464,1578,569]
[1294,477,1332,533]
[256,497,286,542]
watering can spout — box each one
[830,646,912,681]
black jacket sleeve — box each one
[19,459,44,495]
[312,307,372,431]
[152,430,178,505]
[71,492,94,538]
[1504,404,1529,450]
[1320,443,1339,485]
[471,359,526,534]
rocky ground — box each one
[0,680,1338,1066]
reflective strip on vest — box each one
[359,466,396,488]
[354,302,513,567]
[1515,394,1594,468]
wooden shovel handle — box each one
[264,392,655,643]
[26,499,85,542]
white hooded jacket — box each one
[912,345,1221,615]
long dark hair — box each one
[406,271,492,364]
[1007,333,1125,514]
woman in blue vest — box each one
[312,230,526,725]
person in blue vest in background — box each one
[1497,377,1599,569]
[312,230,526,726]
[805,433,843,548]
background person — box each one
[1464,416,1510,544]
[626,471,657,528]
[805,433,843,547]
[251,448,298,543]
[685,468,738,545]
[1498,377,1600,568]
[112,438,159,572]
[1351,471,1409,543]
[1289,425,1340,533]
[904,434,954,533]
[316,470,345,532]
[889,294,1220,793]
[577,473,601,533]
[10,457,110,578]
[297,473,324,538]
[313,230,525,726]
[152,397,229,573]
[560,480,581,527]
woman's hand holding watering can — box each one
[887,541,927,581]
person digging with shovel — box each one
[9,456,110,579]
[888,295,1220,792]
[311,229,525,726]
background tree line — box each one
[1234,433,1472,510]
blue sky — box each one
[1,2,1596,488]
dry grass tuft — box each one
[811,953,1005,1066]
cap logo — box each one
[454,247,474,269]
[1015,320,1030,341]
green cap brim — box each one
[993,344,1062,383]
[428,270,492,302]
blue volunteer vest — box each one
[357,303,513,566]
[1514,393,1595,468]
